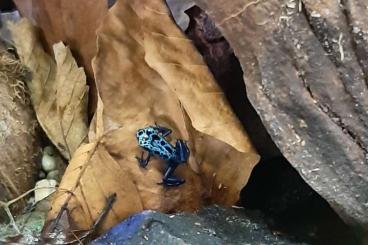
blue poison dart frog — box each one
[135,124,190,187]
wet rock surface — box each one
[193,0,368,237]
[184,5,364,243]
[92,206,304,245]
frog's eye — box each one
[137,130,144,138]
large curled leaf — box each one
[13,0,108,81]
[13,0,108,115]
[45,0,259,238]
[10,19,88,160]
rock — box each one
[46,170,59,181]
[41,154,57,173]
[0,10,20,43]
[185,6,281,160]
[241,157,360,244]
[43,146,55,156]
[193,0,368,236]
[0,198,51,244]
[0,210,45,244]
[92,206,304,245]
[166,0,195,31]
[41,145,66,179]
[34,179,57,203]
[38,171,46,179]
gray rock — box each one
[41,154,57,173]
[46,170,60,181]
[166,0,195,31]
[92,206,304,245]
[0,10,20,43]
[192,0,368,237]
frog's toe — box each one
[175,140,190,163]
[136,156,148,168]
[136,151,151,168]
[158,177,185,187]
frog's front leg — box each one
[135,151,151,168]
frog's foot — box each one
[174,139,190,163]
[135,151,151,168]
[159,164,185,187]
[158,177,185,187]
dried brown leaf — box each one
[45,0,259,238]
[10,19,88,160]
[13,0,109,116]
[13,0,108,81]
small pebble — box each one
[286,1,296,9]
[47,170,60,181]
[43,146,55,156]
[38,170,46,179]
[42,154,57,172]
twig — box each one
[219,0,263,25]
[61,193,117,244]
[338,33,344,61]
[0,201,20,233]
[91,193,117,231]
[0,186,56,234]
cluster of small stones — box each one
[39,146,60,181]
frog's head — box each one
[136,127,157,143]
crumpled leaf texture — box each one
[13,0,108,81]
[10,19,88,160]
[46,0,259,236]
[13,0,108,116]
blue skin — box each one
[135,125,189,187]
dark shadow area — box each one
[108,0,117,8]
[241,157,360,245]
[185,5,361,245]
[0,1,15,12]
[185,6,281,161]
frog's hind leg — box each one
[159,163,185,187]
[174,139,190,163]
[135,151,151,168]
[158,140,189,186]
[153,124,172,137]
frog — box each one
[135,124,189,187]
